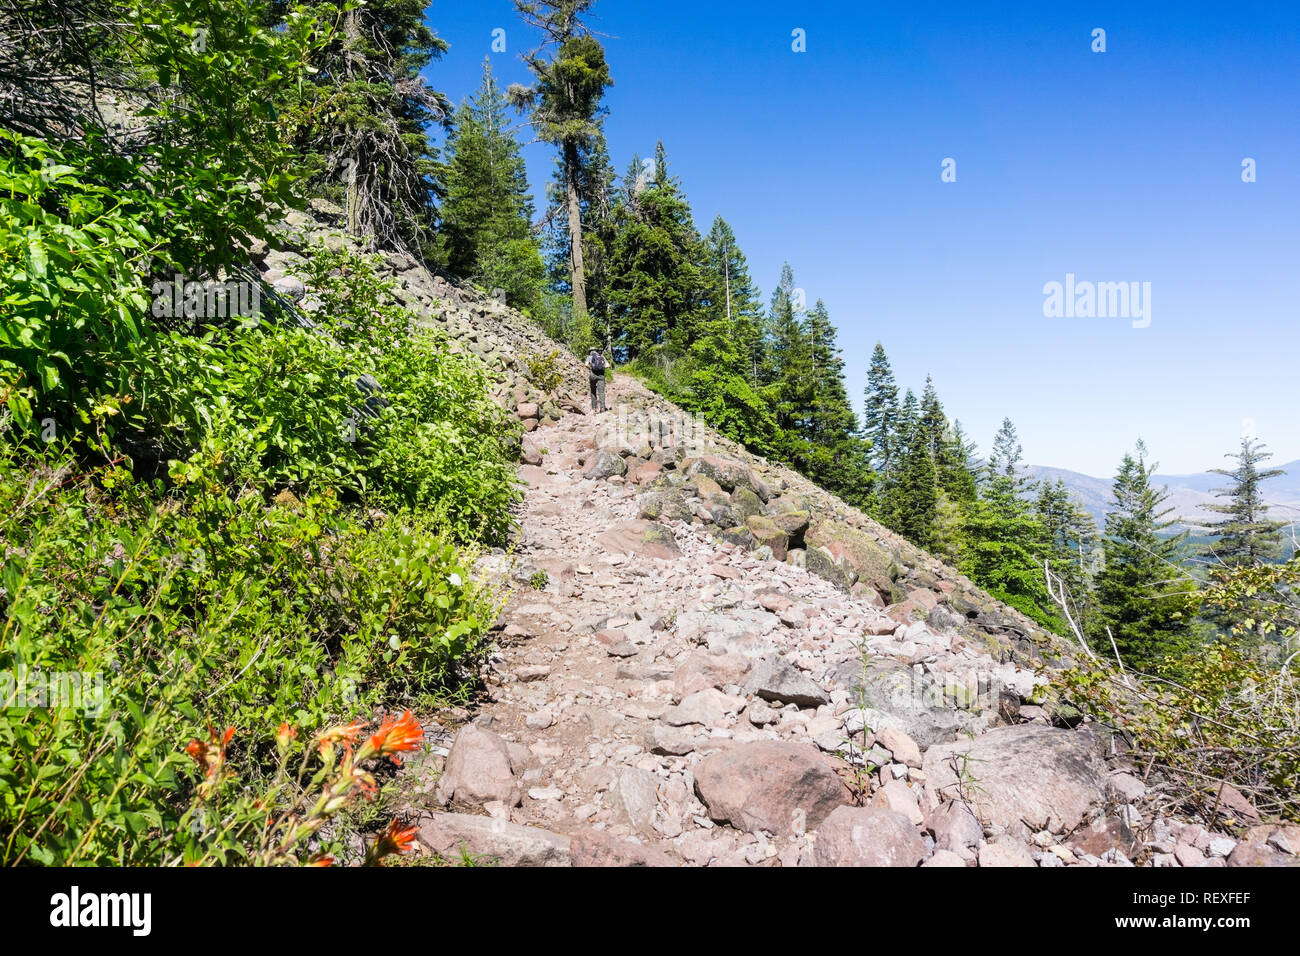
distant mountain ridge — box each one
[1027,460,1300,534]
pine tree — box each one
[1096,441,1196,670]
[802,300,871,506]
[436,59,543,309]
[1036,477,1100,627]
[699,216,764,383]
[959,418,1062,630]
[605,143,703,358]
[680,216,778,451]
[288,0,451,253]
[893,415,939,548]
[1201,436,1286,569]
[863,343,900,476]
[510,1,611,320]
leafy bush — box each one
[0,442,497,865]
[523,349,565,394]
[1059,646,1300,823]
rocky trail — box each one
[401,375,1297,868]
[257,207,1296,868]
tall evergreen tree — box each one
[510,1,611,321]
[288,0,451,252]
[1201,436,1286,568]
[959,418,1062,630]
[1036,477,1100,628]
[605,142,703,358]
[1096,441,1196,670]
[863,343,900,476]
[802,300,871,505]
[893,414,939,548]
[699,216,764,383]
[436,59,543,309]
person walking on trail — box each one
[585,347,609,414]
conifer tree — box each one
[802,300,871,505]
[1096,441,1196,670]
[288,0,451,252]
[605,143,703,358]
[1036,477,1100,627]
[893,416,939,548]
[699,216,764,383]
[863,343,900,476]
[436,59,543,309]
[1201,436,1286,568]
[510,1,611,320]
[959,418,1062,629]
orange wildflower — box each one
[314,718,366,751]
[368,709,422,764]
[367,819,419,865]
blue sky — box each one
[422,1,1300,476]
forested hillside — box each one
[1,0,1296,870]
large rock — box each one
[745,515,788,560]
[768,510,811,544]
[596,520,680,560]
[698,492,741,529]
[745,657,830,708]
[663,688,743,726]
[583,449,627,480]
[922,725,1107,834]
[637,489,694,522]
[569,830,675,867]
[684,456,768,499]
[805,520,895,595]
[694,741,851,835]
[831,659,974,749]
[925,800,983,854]
[813,806,928,867]
[435,724,522,808]
[417,813,570,866]
[806,545,859,590]
[673,651,752,699]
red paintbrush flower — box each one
[369,709,422,763]
[367,819,419,865]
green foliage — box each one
[284,0,451,252]
[523,349,565,393]
[1096,441,1197,670]
[0,132,154,430]
[436,60,544,311]
[0,443,496,865]
[606,144,703,357]
[1060,645,1300,822]
[1200,436,1287,569]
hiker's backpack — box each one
[589,353,606,374]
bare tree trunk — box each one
[564,140,587,319]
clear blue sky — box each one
[422,0,1300,477]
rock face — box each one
[922,726,1107,833]
[745,657,830,708]
[435,724,522,808]
[595,519,680,559]
[569,830,675,867]
[417,814,570,866]
[813,807,929,867]
[833,659,973,749]
[694,741,851,835]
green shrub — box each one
[523,349,565,394]
[0,442,496,865]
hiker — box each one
[585,347,609,413]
